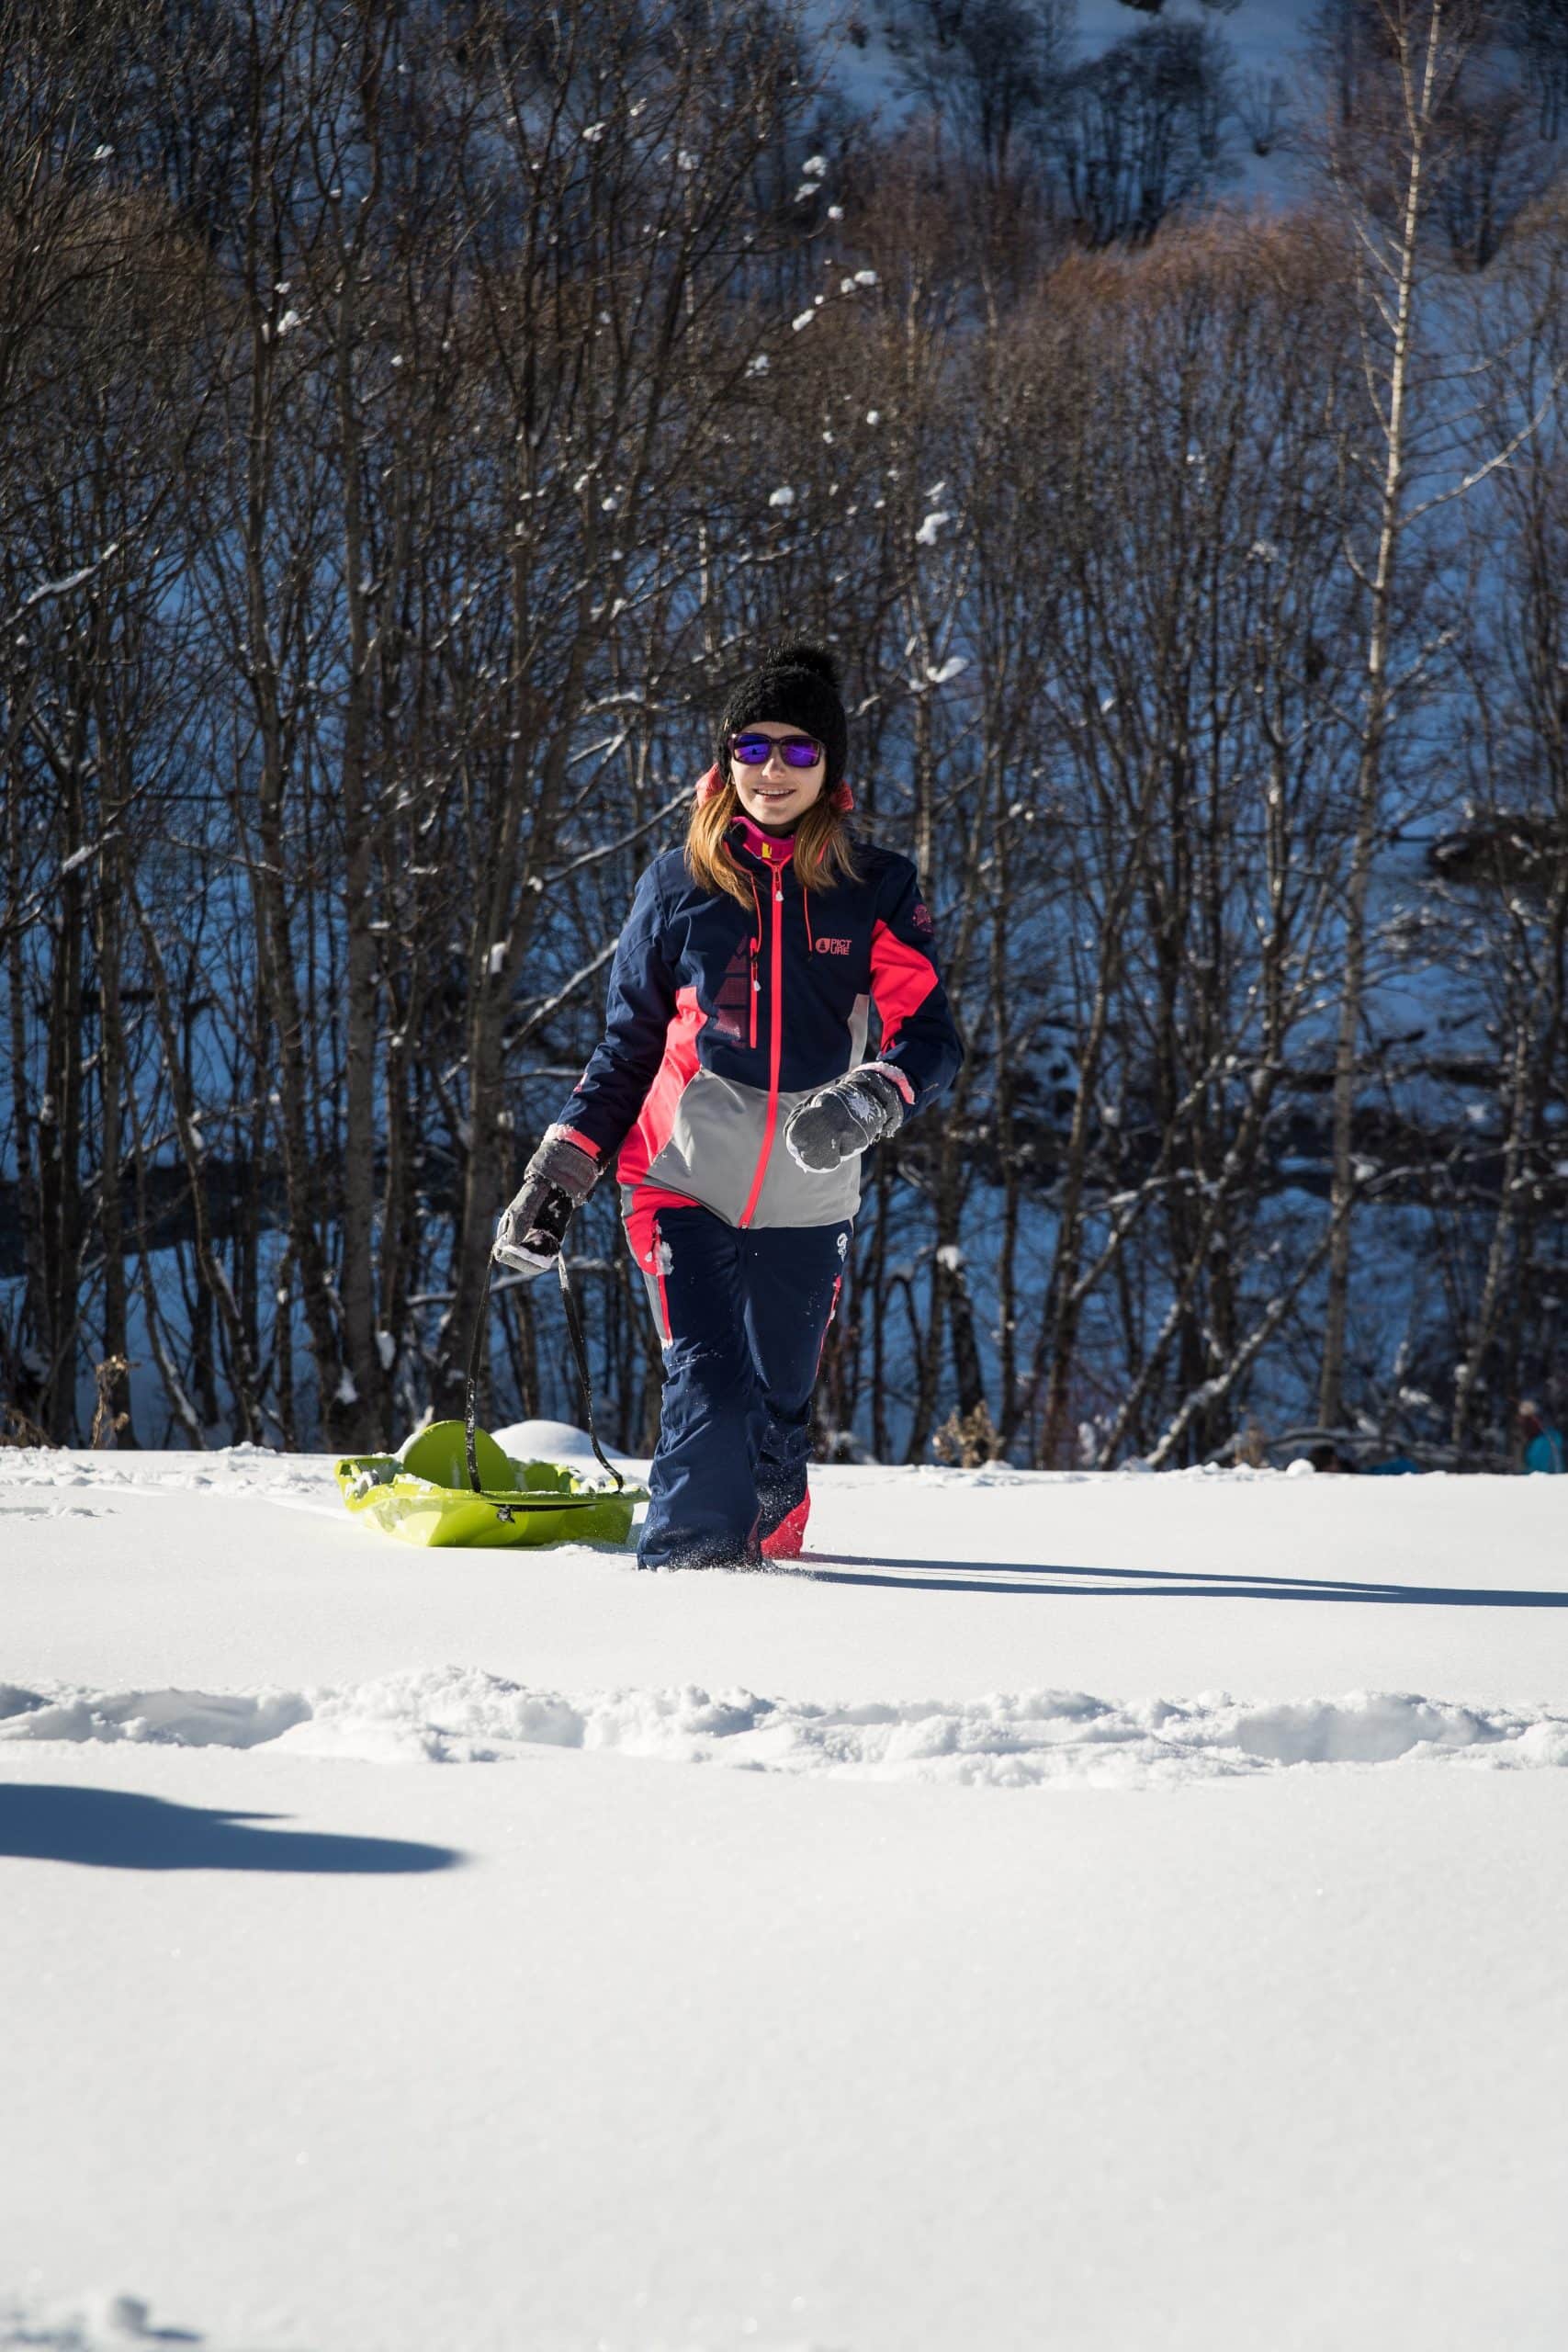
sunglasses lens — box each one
[732,735,821,768]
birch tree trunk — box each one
[1319,2,1446,1429]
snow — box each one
[14,550,121,619]
[8,1669,1568,1781]
[4,1446,1567,2349]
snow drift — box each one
[5,1669,1566,1785]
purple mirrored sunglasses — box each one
[728,731,823,770]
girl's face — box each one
[728,722,826,832]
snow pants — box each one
[629,1203,850,1572]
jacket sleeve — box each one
[549,864,677,1164]
[864,857,964,1116]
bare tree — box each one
[1314,0,1486,1430]
[1445,195,1568,1447]
[1044,17,1238,247]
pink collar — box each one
[729,810,795,865]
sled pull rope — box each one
[463,1258,493,1495]
[463,1252,625,1497]
[557,1252,626,1492]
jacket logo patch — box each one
[911,900,933,934]
[816,937,852,955]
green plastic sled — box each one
[335,1419,646,1550]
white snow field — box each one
[4,1440,1567,2352]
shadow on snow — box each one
[0,1784,463,1873]
[797,1555,1568,1608]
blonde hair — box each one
[684,772,862,905]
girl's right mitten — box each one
[493,1130,599,1275]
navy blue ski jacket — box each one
[550,815,964,1251]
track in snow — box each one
[5,1669,1567,1786]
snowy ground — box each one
[4,1439,1567,2352]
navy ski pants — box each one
[631,1204,850,1571]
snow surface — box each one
[4,1439,1567,2350]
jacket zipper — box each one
[748,875,762,1051]
[739,875,784,1227]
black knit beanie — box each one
[715,639,849,790]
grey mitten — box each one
[493,1129,600,1275]
[784,1068,907,1175]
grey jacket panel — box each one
[750,1083,863,1226]
[638,1067,861,1230]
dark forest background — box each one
[4,0,1567,1469]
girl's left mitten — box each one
[784,1069,906,1174]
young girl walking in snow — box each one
[494,640,963,1571]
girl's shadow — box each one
[798,1555,1568,1607]
[0,1784,461,1872]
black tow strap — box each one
[463,1259,493,1496]
[464,1252,625,1496]
[557,1253,626,1491]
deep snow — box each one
[4,1439,1567,2351]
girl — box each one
[494,640,963,1570]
